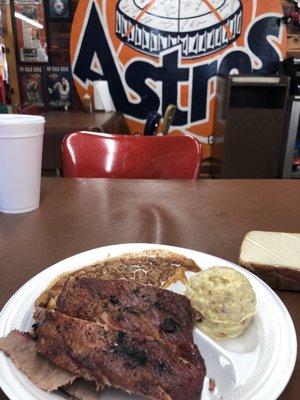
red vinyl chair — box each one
[61,132,202,179]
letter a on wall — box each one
[70,0,286,158]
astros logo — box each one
[115,0,243,58]
[70,1,285,158]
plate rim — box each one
[0,243,297,400]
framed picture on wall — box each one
[14,0,49,63]
[46,0,70,21]
[19,65,45,107]
[45,65,73,110]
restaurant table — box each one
[0,178,299,400]
[42,111,130,171]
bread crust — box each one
[238,259,300,291]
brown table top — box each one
[0,178,299,400]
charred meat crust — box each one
[55,278,201,364]
[34,279,206,400]
[35,308,205,400]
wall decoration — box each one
[19,65,45,107]
[45,65,73,110]
[46,0,70,21]
[116,0,243,58]
[70,0,286,158]
[14,0,48,63]
[282,1,300,25]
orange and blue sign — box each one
[70,0,286,158]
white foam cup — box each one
[0,114,45,214]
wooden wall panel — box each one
[1,0,21,111]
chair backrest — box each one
[62,132,202,179]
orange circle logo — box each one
[70,0,285,158]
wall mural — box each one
[70,0,286,158]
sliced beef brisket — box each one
[0,330,78,391]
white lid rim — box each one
[0,133,44,138]
[0,114,45,126]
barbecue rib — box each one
[34,279,206,400]
[55,278,201,364]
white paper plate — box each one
[0,244,297,400]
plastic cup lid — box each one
[0,114,45,138]
[0,114,45,125]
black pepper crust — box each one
[35,278,206,400]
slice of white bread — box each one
[239,231,300,291]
